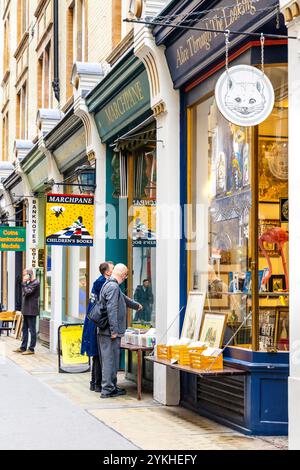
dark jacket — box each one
[81,275,106,357]
[22,280,40,317]
[134,285,154,307]
[99,278,140,336]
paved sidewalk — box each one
[0,337,288,450]
[0,358,137,450]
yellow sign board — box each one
[46,194,94,246]
[60,325,89,366]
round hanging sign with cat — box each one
[215,64,275,127]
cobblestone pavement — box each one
[0,336,288,450]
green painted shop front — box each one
[87,50,155,385]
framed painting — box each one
[207,272,230,309]
[276,310,289,351]
[269,275,286,293]
[181,292,206,341]
[199,312,228,348]
[280,198,289,223]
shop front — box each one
[2,172,27,312]
[86,50,156,384]
[43,110,93,326]
[153,0,289,435]
[21,146,52,344]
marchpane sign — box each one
[0,227,26,252]
[45,194,94,246]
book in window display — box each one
[259,310,277,352]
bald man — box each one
[97,264,142,398]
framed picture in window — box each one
[280,198,289,223]
[269,275,286,293]
[199,312,228,348]
[206,272,230,309]
[181,292,206,341]
[276,310,289,351]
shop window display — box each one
[132,151,156,327]
[189,65,289,352]
[64,182,90,322]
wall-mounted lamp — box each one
[76,165,96,194]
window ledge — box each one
[34,0,49,18]
[106,29,134,67]
[1,99,10,115]
[1,69,10,86]
[2,0,11,20]
[14,31,30,60]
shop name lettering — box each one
[48,196,93,205]
[176,0,257,68]
[31,199,38,246]
[104,81,144,124]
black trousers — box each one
[21,316,37,352]
[91,355,102,387]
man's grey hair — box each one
[112,264,128,277]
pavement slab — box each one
[0,358,137,450]
[0,336,288,451]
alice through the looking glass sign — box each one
[215,65,275,127]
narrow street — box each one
[0,336,288,451]
[0,356,137,451]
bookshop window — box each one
[132,150,157,327]
[258,65,289,352]
[189,65,288,351]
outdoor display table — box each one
[0,312,16,337]
[121,339,154,400]
[146,356,247,377]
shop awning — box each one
[111,116,156,152]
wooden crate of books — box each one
[171,345,191,365]
[157,345,172,361]
[190,351,223,371]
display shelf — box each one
[146,356,247,377]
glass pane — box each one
[258,65,289,352]
[64,180,90,323]
[45,245,52,313]
[79,247,87,318]
[190,98,252,348]
[131,151,157,326]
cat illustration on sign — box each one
[215,65,275,127]
[225,77,266,118]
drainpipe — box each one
[52,0,60,104]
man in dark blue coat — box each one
[81,261,114,392]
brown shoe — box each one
[13,348,25,353]
[21,350,35,356]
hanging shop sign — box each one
[215,64,275,126]
[45,194,94,247]
[0,227,26,252]
[132,199,156,247]
[163,0,275,88]
[29,197,39,269]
